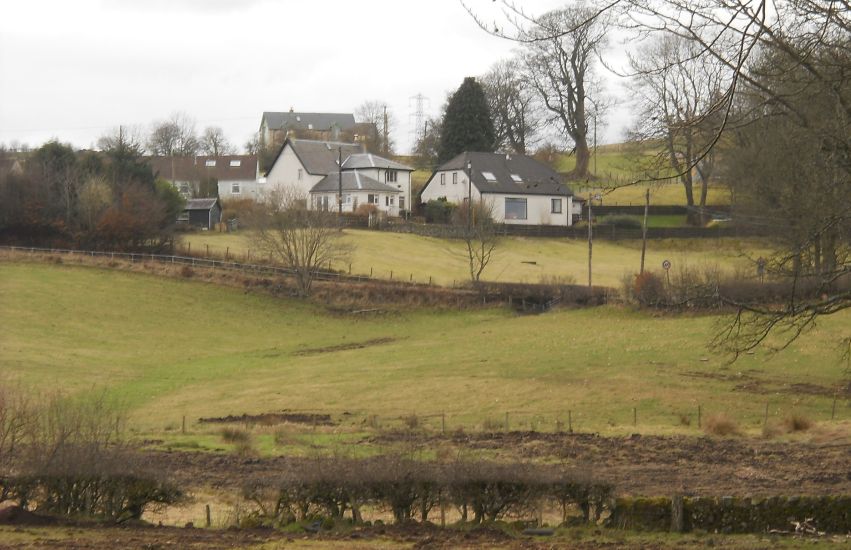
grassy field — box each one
[180,229,770,288]
[1,262,847,444]
[557,144,731,206]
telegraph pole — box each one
[640,189,649,274]
[337,147,343,219]
[383,105,389,155]
[588,193,593,289]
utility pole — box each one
[466,159,473,232]
[640,188,649,274]
[587,193,593,289]
[593,113,598,177]
[383,105,389,156]
[337,147,343,219]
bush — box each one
[354,204,379,217]
[632,272,666,306]
[424,199,456,224]
[703,414,740,436]
[783,413,813,432]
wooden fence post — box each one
[205,504,212,527]
[670,495,684,532]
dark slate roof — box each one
[262,112,356,132]
[434,152,571,197]
[184,198,219,211]
[147,155,257,182]
[311,171,401,193]
[286,139,364,175]
[341,153,414,172]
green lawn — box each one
[1,262,847,441]
[180,230,770,288]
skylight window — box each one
[510,174,523,183]
[482,171,497,182]
[205,160,216,167]
[229,160,241,167]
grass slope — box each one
[1,262,846,440]
[181,230,770,287]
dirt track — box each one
[145,431,851,497]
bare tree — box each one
[147,112,199,156]
[452,199,500,283]
[355,100,395,155]
[521,6,609,179]
[251,187,350,296]
[481,58,541,155]
[629,34,727,222]
[199,126,234,156]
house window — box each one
[229,160,241,167]
[399,197,405,209]
[453,172,458,184]
[345,194,352,204]
[511,174,523,183]
[179,183,190,194]
[551,198,563,214]
[231,183,241,194]
[440,173,446,185]
[389,196,395,206]
[368,194,379,204]
[297,169,303,181]
[505,198,527,220]
[482,171,497,182]
[322,195,329,211]
[387,170,397,183]
[205,160,216,167]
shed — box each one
[181,198,222,230]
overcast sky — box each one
[0,0,631,155]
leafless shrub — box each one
[402,414,420,430]
[220,427,250,444]
[783,413,813,433]
[2,388,180,521]
[180,265,194,278]
[703,413,739,436]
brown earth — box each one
[198,411,335,426]
[144,431,851,497]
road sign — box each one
[662,259,671,271]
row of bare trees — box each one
[241,455,612,526]
[0,383,180,521]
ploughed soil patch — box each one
[142,431,851,498]
[294,337,396,356]
[681,371,851,398]
[198,411,334,426]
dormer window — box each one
[482,171,497,182]
[308,123,314,130]
[229,160,241,167]
[205,160,216,167]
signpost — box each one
[662,259,672,287]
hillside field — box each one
[180,230,770,288]
[1,262,847,448]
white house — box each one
[337,153,414,213]
[264,138,364,198]
[420,152,576,226]
[309,172,402,216]
[263,139,415,216]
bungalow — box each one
[179,198,222,230]
[419,152,575,226]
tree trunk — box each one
[572,136,591,179]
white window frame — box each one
[205,160,216,167]
[298,168,304,181]
[231,182,241,195]
[453,172,458,184]
[229,160,241,167]
[440,173,446,185]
